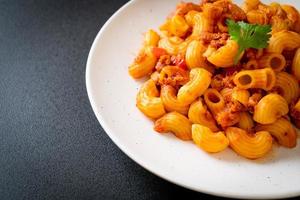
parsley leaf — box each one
[227,19,272,64]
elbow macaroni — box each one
[272,72,299,104]
[185,40,212,71]
[232,88,250,107]
[204,88,225,116]
[136,80,166,119]
[144,30,160,47]
[207,40,242,68]
[177,68,212,104]
[226,127,273,159]
[256,118,297,148]
[161,85,190,115]
[191,12,213,37]
[169,15,190,38]
[268,30,300,53]
[154,112,192,141]
[281,5,300,32]
[233,68,276,91]
[129,47,157,79]
[243,0,260,12]
[188,98,219,132]
[253,93,289,124]
[158,36,189,55]
[238,112,254,131]
[246,10,268,25]
[258,53,286,72]
[192,124,229,153]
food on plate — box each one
[129,0,300,159]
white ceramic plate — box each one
[86,0,300,199]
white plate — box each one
[86,0,300,199]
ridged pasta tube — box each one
[253,93,289,124]
[226,127,273,159]
[192,124,229,153]
[154,112,192,141]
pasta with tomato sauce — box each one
[128,0,299,159]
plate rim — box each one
[86,0,300,199]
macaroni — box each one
[191,12,213,37]
[232,87,250,107]
[158,36,189,55]
[204,88,240,127]
[185,10,199,26]
[238,112,254,131]
[246,10,268,25]
[161,85,190,115]
[207,40,241,68]
[177,68,211,104]
[192,124,229,153]
[169,15,190,38]
[270,16,292,34]
[258,53,286,72]
[253,93,289,124]
[281,5,300,32]
[144,30,160,47]
[226,127,273,159]
[129,47,157,79]
[272,72,299,104]
[233,68,276,91]
[204,88,225,116]
[268,30,300,53]
[185,40,212,71]
[188,98,219,132]
[242,0,260,12]
[154,112,192,141]
[256,118,297,148]
[136,80,166,119]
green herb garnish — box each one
[227,19,272,64]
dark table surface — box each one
[0,0,298,199]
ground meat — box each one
[199,32,229,48]
[247,93,263,113]
[223,66,241,76]
[213,94,244,128]
[215,108,240,128]
[221,88,233,102]
[158,66,189,87]
[211,73,236,91]
[155,55,171,71]
[245,49,257,60]
[170,54,187,70]
[228,101,245,113]
[210,39,228,49]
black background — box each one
[0,0,298,199]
